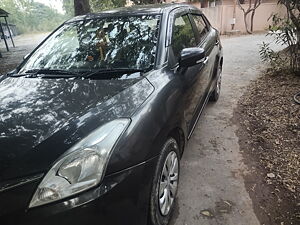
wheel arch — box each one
[213,54,223,78]
[220,56,223,69]
[168,127,185,158]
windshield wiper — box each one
[24,69,82,77]
[83,68,145,79]
[8,68,145,79]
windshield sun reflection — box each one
[18,15,161,77]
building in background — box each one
[198,0,277,8]
[165,0,285,34]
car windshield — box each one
[18,15,161,76]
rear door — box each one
[190,13,219,95]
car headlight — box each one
[29,119,130,208]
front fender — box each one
[106,68,187,175]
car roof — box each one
[67,3,200,23]
[100,3,186,14]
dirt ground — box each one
[235,71,300,224]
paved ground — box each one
[0,33,281,225]
[171,34,282,225]
[0,33,48,74]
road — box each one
[171,34,282,225]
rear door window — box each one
[191,14,209,43]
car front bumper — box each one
[0,157,158,225]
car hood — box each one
[0,75,154,182]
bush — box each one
[259,42,289,73]
[259,1,299,75]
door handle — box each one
[196,56,209,65]
[203,56,209,64]
[215,40,219,46]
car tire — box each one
[149,137,180,225]
[210,63,222,102]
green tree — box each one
[62,0,127,16]
[277,0,299,73]
[90,0,126,12]
[62,0,74,17]
[260,0,299,74]
[278,0,299,46]
[0,0,68,33]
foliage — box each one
[259,42,289,73]
[277,0,300,74]
[260,0,299,75]
[0,0,129,33]
[278,0,300,39]
[90,0,126,12]
[0,0,68,34]
[63,0,127,15]
[62,0,74,17]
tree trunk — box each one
[74,0,91,16]
[237,0,256,34]
[250,10,255,32]
[244,13,252,34]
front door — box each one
[170,13,209,133]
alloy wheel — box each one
[158,151,179,216]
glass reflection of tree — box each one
[104,16,159,70]
[79,15,160,70]
[172,15,196,59]
[96,29,108,61]
[0,77,136,148]
[0,76,152,175]
[19,15,160,74]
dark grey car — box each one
[0,3,223,225]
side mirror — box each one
[179,47,205,67]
